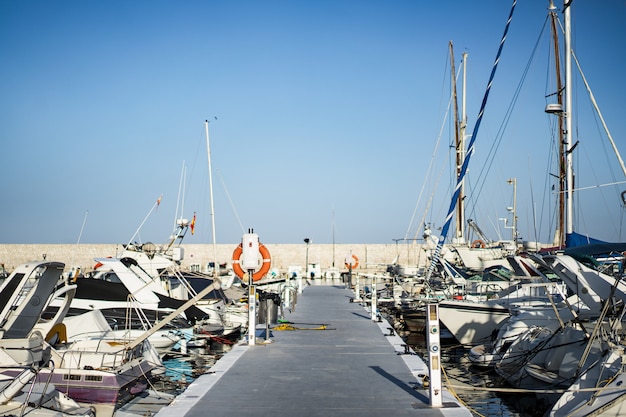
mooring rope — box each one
[272,323,332,331]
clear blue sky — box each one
[1,1,625,245]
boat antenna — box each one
[127,195,162,246]
[163,163,190,251]
[172,161,186,236]
[206,119,219,277]
[76,210,89,244]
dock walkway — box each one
[155,285,471,417]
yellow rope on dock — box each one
[272,323,330,331]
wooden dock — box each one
[154,284,472,417]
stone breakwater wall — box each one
[0,243,428,274]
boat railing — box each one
[52,338,131,370]
[493,280,567,304]
[277,282,298,314]
[464,283,513,302]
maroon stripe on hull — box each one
[0,368,149,405]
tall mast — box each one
[564,0,574,237]
[450,41,465,245]
[331,206,335,268]
[460,51,468,242]
[205,120,219,276]
[548,1,566,247]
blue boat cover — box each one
[565,232,607,247]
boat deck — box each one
[155,284,471,417]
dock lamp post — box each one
[304,238,310,279]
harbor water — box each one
[403,332,549,417]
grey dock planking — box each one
[155,284,472,417]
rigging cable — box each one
[465,14,549,232]
[404,50,455,242]
[217,169,245,234]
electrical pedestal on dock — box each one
[370,275,377,321]
[241,231,260,346]
[353,275,360,301]
[426,303,443,407]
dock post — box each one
[354,274,360,301]
[248,273,256,346]
[426,303,442,407]
[264,298,271,342]
[371,275,377,320]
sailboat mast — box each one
[461,52,468,145]
[205,120,219,276]
[564,0,574,236]
[548,2,566,247]
[332,207,335,268]
[450,41,465,245]
[460,51,468,242]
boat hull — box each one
[437,300,510,346]
[1,358,153,405]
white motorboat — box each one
[0,369,93,417]
[548,344,626,417]
[438,255,565,346]
[60,310,182,356]
[0,260,166,417]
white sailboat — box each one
[548,343,626,416]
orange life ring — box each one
[345,254,359,269]
[471,240,486,249]
[232,243,271,282]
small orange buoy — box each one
[471,240,486,249]
[345,254,359,269]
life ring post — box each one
[247,270,256,346]
[241,232,260,270]
[345,253,359,270]
[232,230,272,283]
[344,253,358,290]
[232,229,273,346]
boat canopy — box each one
[565,231,607,248]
